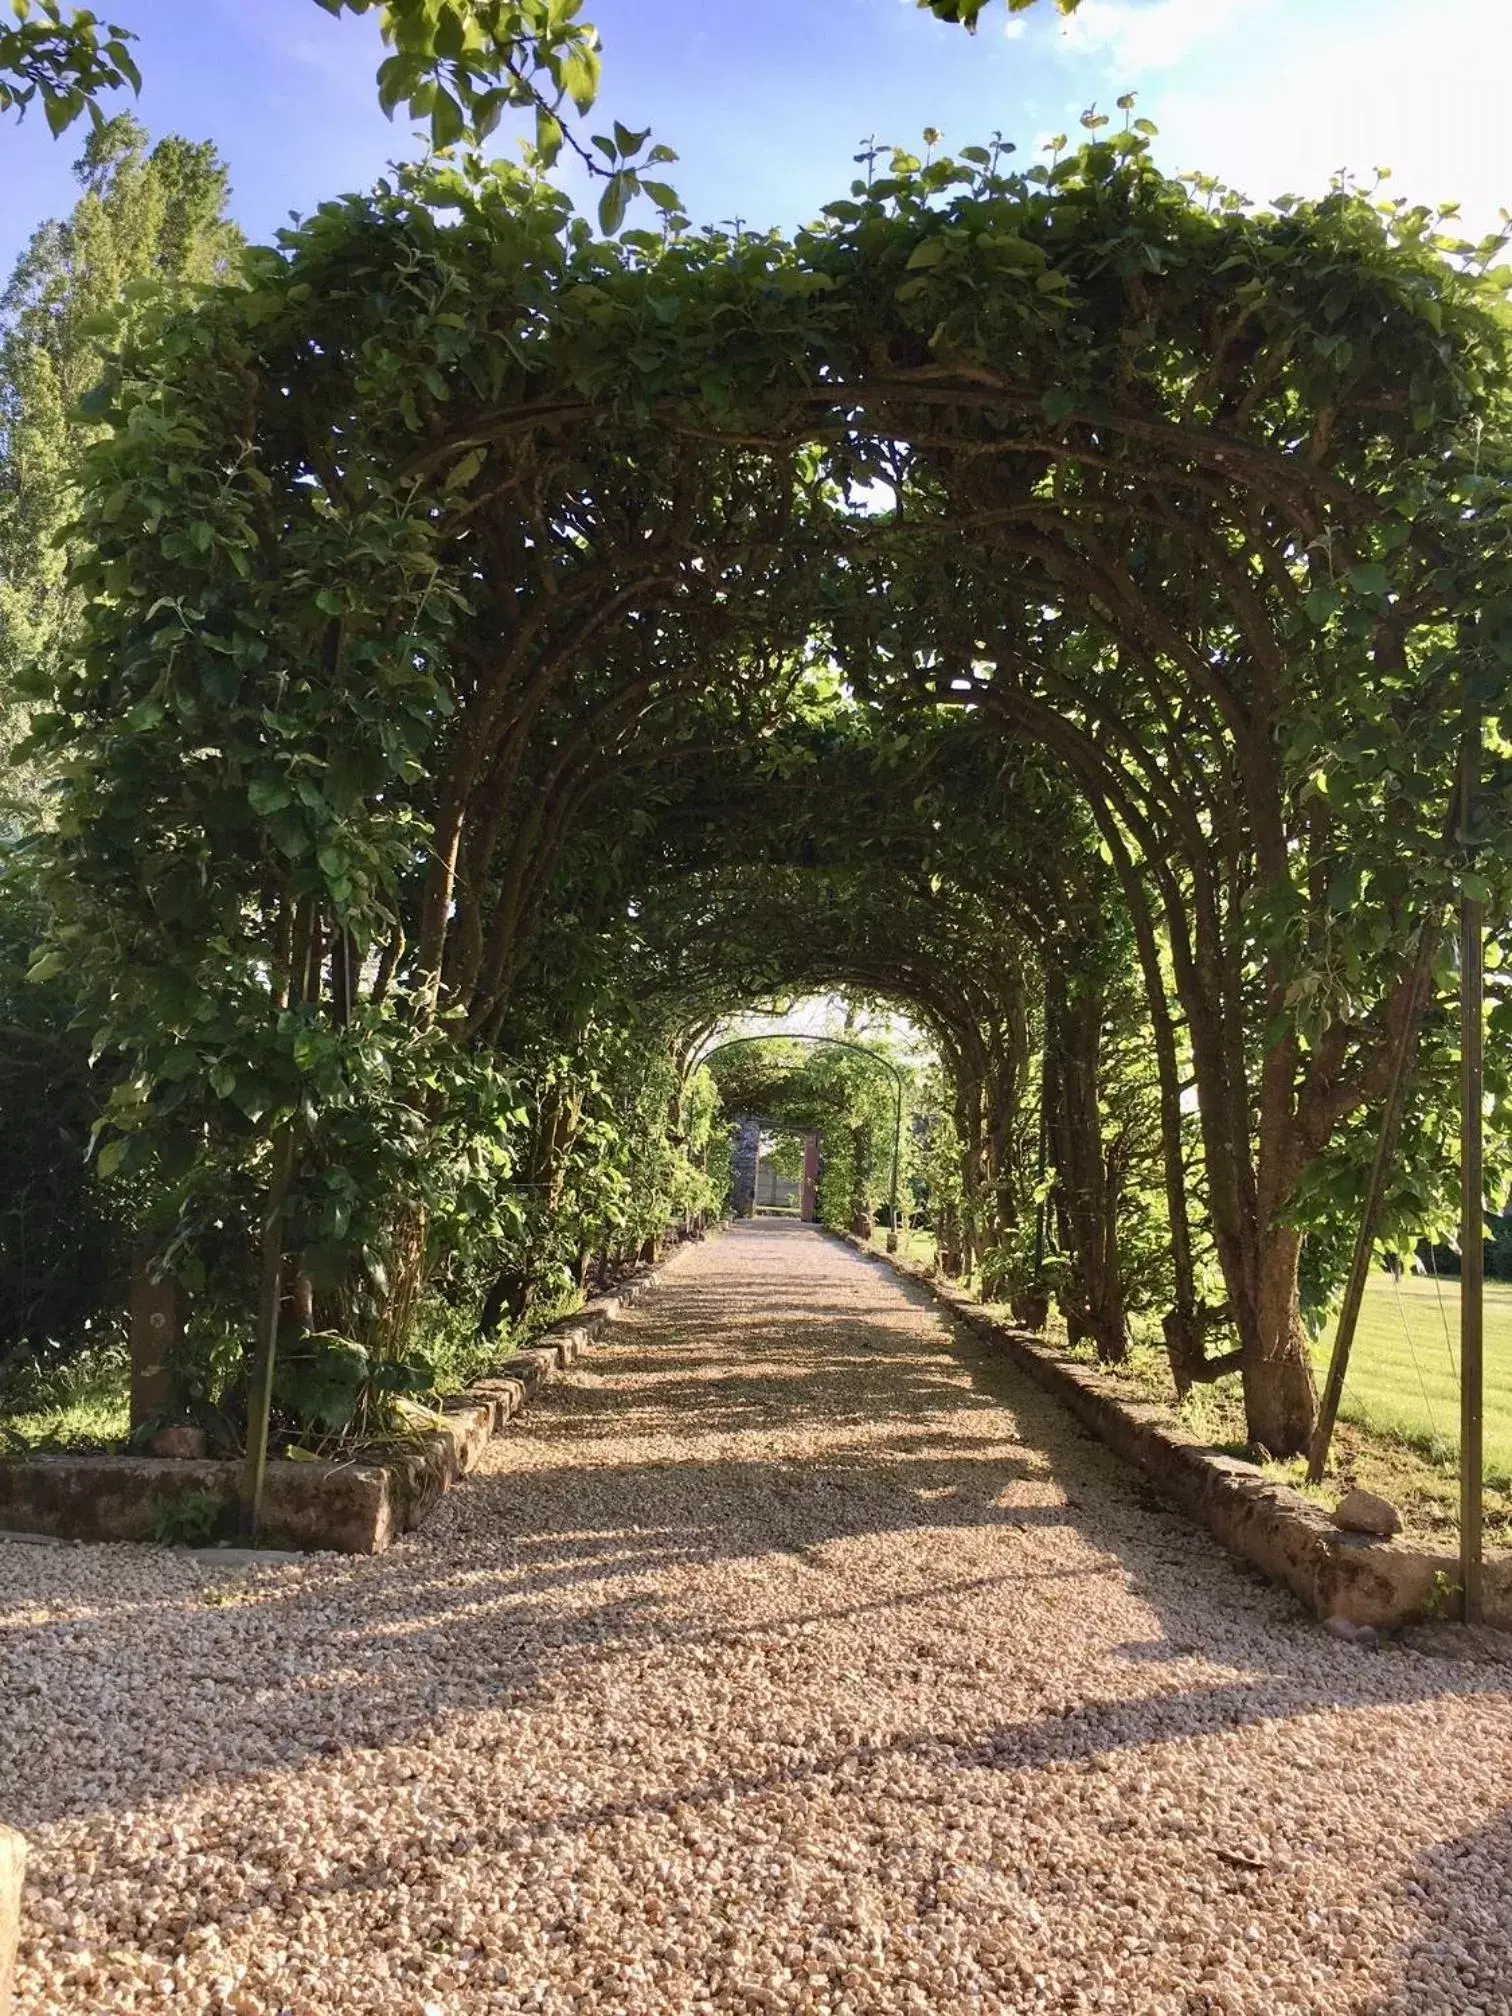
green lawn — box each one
[1319,1272,1512,1488]
[874,1224,938,1269]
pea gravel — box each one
[3,1222,1510,2015]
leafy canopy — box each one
[0,0,601,149]
[17,118,1512,1457]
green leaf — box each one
[906,238,949,271]
[375,52,418,116]
[1041,386,1078,425]
[446,446,487,489]
[598,173,629,236]
[562,46,599,114]
[248,778,292,816]
[430,85,465,150]
[534,106,563,166]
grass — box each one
[1323,1272,1512,1486]
[0,1344,130,1453]
[872,1224,938,1269]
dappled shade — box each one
[21,124,1512,1459]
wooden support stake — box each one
[1460,700,1485,1624]
[128,1236,179,1433]
[1307,915,1441,1483]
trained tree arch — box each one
[697,1033,907,1251]
[21,115,1511,1549]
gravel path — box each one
[3,1222,1510,2016]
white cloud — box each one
[1140,0,1512,233]
[1060,0,1258,73]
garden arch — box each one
[697,1034,908,1249]
[32,130,1511,1532]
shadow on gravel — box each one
[7,1439,1509,1842]
[1366,1809,1512,2015]
[4,1221,1509,1875]
[160,1663,1512,1957]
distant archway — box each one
[696,1035,907,1253]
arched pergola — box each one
[32,128,1511,1603]
[696,1033,909,1251]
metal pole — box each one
[1460,697,1484,1624]
[1307,913,1441,1482]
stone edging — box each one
[0,1224,714,1557]
[845,1233,1511,1631]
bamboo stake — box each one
[238,1120,297,1540]
[238,895,313,1541]
[1307,914,1441,1483]
[1459,698,1485,1623]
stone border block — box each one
[468,1375,524,1423]
[0,1453,392,1553]
[509,1347,558,1395]
[0,1825,24,2016]
[0,1221,710,1558]
[849,1234,1511,1631]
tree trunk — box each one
[936,1198,962,1277]
[1240,1223,1318,1457]
[1096,819,1209,1393]
[479,1266,531,1340]
[849,1121,873,1240]
[1045,969,1130,1365]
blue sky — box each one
[4,0,1510,273]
